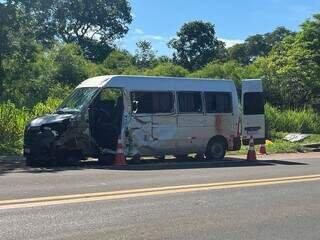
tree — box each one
[157,55,172,64]
[0,2,19,99]
[11,0,133,61]
[214,40,228,62]
[103,49,133,73]
[228,27,293,64]
[168,21,225,71]
[265,26,293,50]
[50,44,89,86]
[245,34,269,60]
[2,41,57,107]
[0,1,52,106]
[227,43,250,65]
[134,40,156,69]
[261,14,320,110]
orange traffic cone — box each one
[114,136,126,166]
[246,136,257,160]
[259,144,267,155]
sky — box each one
[119,0,320,56]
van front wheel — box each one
[25,156,41,167]
[206,139,226,160]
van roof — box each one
[76,75,236,92]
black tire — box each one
[55,150,81,166]
[25,155,40,167]
[98,153,115,165]
[25,150,53,167]
[131,154,141,164]
[206,139,227,160]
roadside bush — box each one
[31,97,62,118]
[189,61,262,90]
[0,102,28,153]
[266,103,320,134]
[0,98,62,154]
[47,83,72,100]
[103,50,134,74]
[144,63,189,77]
[50,44,90,86]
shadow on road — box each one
[0,155,309,175]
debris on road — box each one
[283,133,310,142]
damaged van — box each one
[24,75,265,166]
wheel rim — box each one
[210,142,224,159]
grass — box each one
[265,104,320,134]
[230,132,320,155]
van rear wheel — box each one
[206,139,226,160]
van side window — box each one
[244,92,264,115]
[153,92,174,113]
[178,92,202,113]
[205,92,232,113]
[131,92,153,113]
[131,92,174,114]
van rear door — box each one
[241,79,265,145]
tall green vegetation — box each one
[0,102,28,153]
[189,61,262,89]
[266,104,320,134]
[145,63,189,77]
[0,98,62,154]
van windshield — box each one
[56,87,98,113]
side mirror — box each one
[132,101,139,113]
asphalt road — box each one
[0,155,320,240]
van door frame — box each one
[150,91,177,155]
[241,79,266,145]
[176,91,206,154]
[88,87,124,155]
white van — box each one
[24,75,265,166]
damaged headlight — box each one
[42,126,59,137]
[42,119,71,137]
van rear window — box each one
[131,92,174,114]
[244,92,264,115]
[205,92,232,113]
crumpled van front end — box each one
[24,87,98,166]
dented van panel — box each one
[122,89,177,157]
[126,116,179,156]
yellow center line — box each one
[1,174,320,210]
